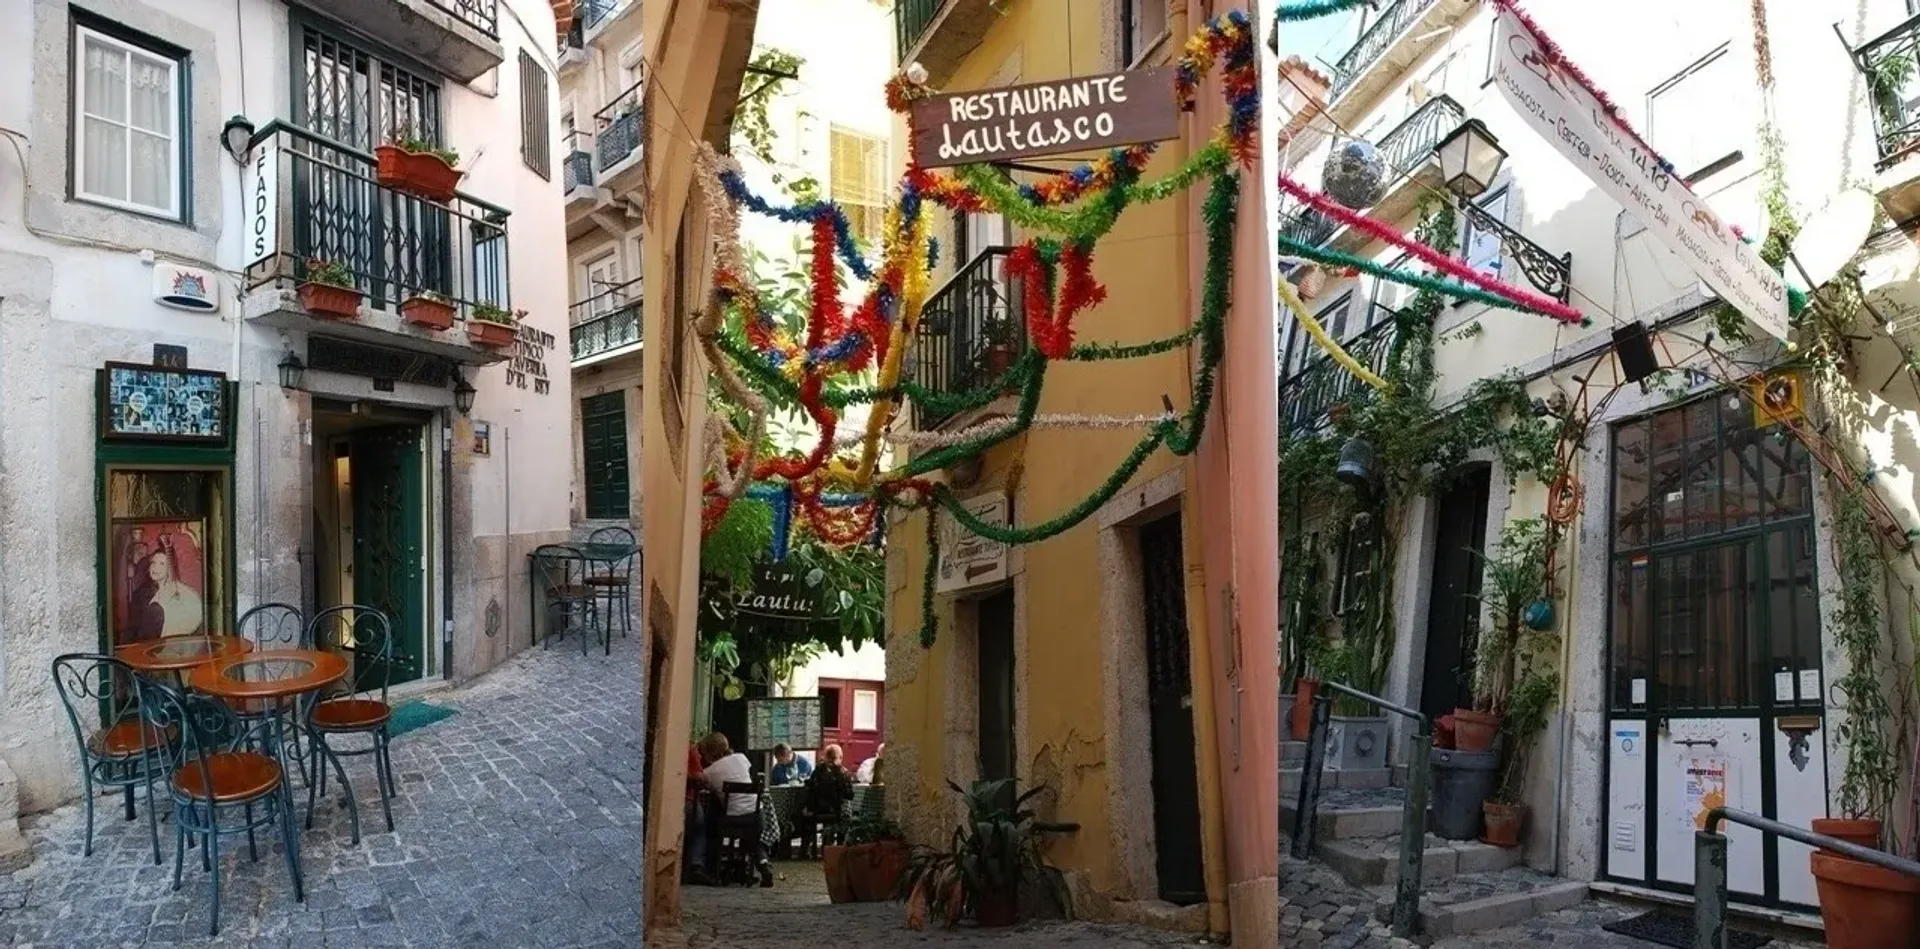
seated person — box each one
[804,743,856,823]
[769,743,813,786]
[682,743,712,885]
[855,742,885,785]
[697,732,772,887]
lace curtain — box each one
[81,34,174,211]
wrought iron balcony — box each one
[896,0,947,61]
[1329,0,1439,101]
[563,131,596,193]
[240,121,513,364]
[595,76,644,173]
[1279,209,1338,251]
[297,0,501,81]
[1853,13,1920,169]
[580,0,629,31]
[1377,94,1463,177]
[425,0,497,37]
[911,247,1027,430]
[1278,304,1403,436]
[570,278,643,361]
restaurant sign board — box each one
[911,66,1179,168]
[936,492,1009,594]
[702,566,821,625]
[1491,13,1789,340]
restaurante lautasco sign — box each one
[911,66,1179,168]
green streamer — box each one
[1068,324,1200,361]
[916,509,941,647]
[1277,234,1568,319]
[1275,0,1374,20]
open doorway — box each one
[311,399,441,686]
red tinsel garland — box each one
[807,214,842,349]
[1488,0,1672,174]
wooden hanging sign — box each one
[911,66,1180,168]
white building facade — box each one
[0,0,574,821]
[1278,0,1920,914]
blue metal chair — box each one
[231,603,310,771]
[585,526,637,645]
[304,605,396,843]
[135,677,304,937]
[533,545,599,655]
[51,653,166,865]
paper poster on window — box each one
[1686,755,1730,831]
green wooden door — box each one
[351,425,425,688]
[581,392,629,520]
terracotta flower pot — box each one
[1811,849,1920,949]
[407,152,463,203]
[1813,817,1884,851]
[374,144,412,191]
[973,887,1018,927]
[1453,708,1501,753]
[400,296,455,331]
[1481,801,1526,848]
[820,845,856,904]
[846,840,908,902]
[467,319,516,348]
[1291,679,1319,741]
[297,282,362,320]
[984,343,1014,376]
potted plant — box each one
[1482,667,1556,847]
[977,313,1019,379]
[374,131,463,202]
[822,815,908,904]
[373,133,421,191]
[467,303,518,348]
[409,144,463,202]
[1281,533,1327,742]
[297,258,361,319]
[399,290,455,330]
[902,778,1067,929]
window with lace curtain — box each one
[72,22,185,220]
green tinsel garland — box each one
[1275,0,1373,21]
[917,508,941,647]
[1277,234,1578,319]
[1068,324,1201,361]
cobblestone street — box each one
[670,862,1215,948]
[0,631,643,948]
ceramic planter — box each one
[1812,817,1883,850]
[821,845,856,903]
[1325,714,1389,770]
[1811,849,1920,949]
[374,144,412,191]
[400,296,455,330]
[1291,679,1319,741]
[824,840,907,903]
[1452,708,1501,753]
[407,152,463,203]
[983,343,1014,377]
[467,319,516,348]
[1481,800,1526,848]
[973,888,1018,927]
[297,282,362,320]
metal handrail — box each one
[1694,808,1920,949]
[1294,681,1431,938]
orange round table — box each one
[116,636,253,684]
[189,649,349,703]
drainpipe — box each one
[1549,444,1580,875]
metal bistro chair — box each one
[305,605,398,843]
[585,526,636,647]
[135,677,304,937]
[51,653,169,865]
[231,603,310,773]
[715,781,771,887]
[534,544,598,655]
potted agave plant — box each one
[466,303,518,348]
[297,258,361,319]
[399,289,455,331]
[902,778,1069,930]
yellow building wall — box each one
[883,0,1230,930]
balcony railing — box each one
[1853,13,1920,169]
[1279,209,1338,250]
[1279,305,1402,435]
[594,76,645,172]
[426,0,498,39]
[244,120,510,321]
[1329,0,1439,101]
[1376,94,1463,177]
[896,0,947,61]
[571,278,642,361]
[580,0,628,31]
[564,130,595,192]
[912,246,1026,429]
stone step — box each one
[1279,765,1391,800]
[1280,786,1411,840]
[1369,867,1589,938]
[1316,832,1522,888]
[1280,740,1308,768]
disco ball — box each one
[1322,139,1387,210]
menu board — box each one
[745,697,824,753]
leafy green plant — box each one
[732,46,804,168]
[303,258,355,288]
[787,536,885,653]
[404,289,449,303]
[470,302,515,326]
[1467,515,1555,715]
[900,779,1069,925]
[1492,667,1557,804]
[430,146,460,167]
[700,498,775,589]
[842,814,905,846]
[387,130,435,154]
[1832,487,1899,826]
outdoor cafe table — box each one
[116,636,253,688]
[189,649,350,836]
[527,541,638,646]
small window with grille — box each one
[519,50,551,179]
[829,126,888,252]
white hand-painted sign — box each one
[936,492,1009,594]
[246,144,278,268]
[1492,13,1790,340]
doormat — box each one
[388,701,457,738]
[1600,910,1771,949]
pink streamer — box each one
[1489,0,1674,176]
[1276,174,1586,325]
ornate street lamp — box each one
[452,371,477,415]
[277,351,305,391]
[222,114,257,165]
[1433,119,1507,200]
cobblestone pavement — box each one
[1281,857,1823,949]
[669,862,1216,948]
[0,630,644,948]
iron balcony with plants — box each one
[240,121,514,366]
[595,74,646,178]
[910,246,1027,430]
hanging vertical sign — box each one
[245,144,278,268]
[1491,12,1790,341]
